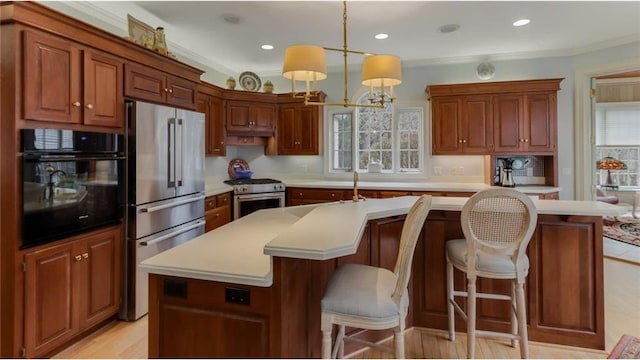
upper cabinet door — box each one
[524,93,556,152]
[431,97,462,155]
[277,105,297,155]
[166,75,196,110]
[461,95,493,154]
[297,106,320,155]
[492,95,524,153]
[251,103,276,134]
[83,50,124,128]
[23,31,81,124]
[124,62,166,103]
[208,96,226,156]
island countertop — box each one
[139,196,624,287]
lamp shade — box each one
[596,156,627,170]
[361,54,402,87]
[282,45,327,82]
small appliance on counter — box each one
[498,158,529,187]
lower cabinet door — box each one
[24,241,81,358]
[79,227,122,329]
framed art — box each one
[127,14,155,49]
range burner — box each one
[224,178,286,194]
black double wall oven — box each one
[21,129,125,249]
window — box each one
[594,102,640,186]
[332,113,352,170]
[330,91,423,173]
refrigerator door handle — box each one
[167,118,176,188]
[176,118,184,187]
[140,194,205,213]
[139,219,206,246]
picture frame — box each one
[127,14,155,49]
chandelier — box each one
[282,1,402,109]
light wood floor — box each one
[54,258,640,359]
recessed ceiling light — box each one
[375,33,389,40]
[222,14,241,25]
[438,24,460,34]
[261,44,274,50]
[513,19,531,27]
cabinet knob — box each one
[524,138,529,142]
[220,141,224,145]
[462,139,467,143]
[331,193,335,197]
[215,213,220,217]
[164,88,169,93]
[82,253,89,259]
[86,103,93,109]
[72,101,81,107]
[458,139,463,143]
[299,192,303,196]
[221,198,227,203]
[168,88,173,93]
[74,255,82,261]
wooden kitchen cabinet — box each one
[493,93,556,153]
[427,79,561,155]
[276,92,326,155]
[225,100,276,136]
[196,83,226,156]
[125,62,197,110]
[205,193,231,232]
[431,95,493,155]
[23,225,122,358]
[23,30,124,128]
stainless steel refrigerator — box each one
[121,100,206,320]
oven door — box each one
[234,192,285,219]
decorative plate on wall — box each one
[227,158,250,179]
[238,71,261,92]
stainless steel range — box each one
[224,178,286,219]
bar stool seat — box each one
[446,240,530,278]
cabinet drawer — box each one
[216,193,231,208]
[205,206,231,232]
[288,188,347,201]
[205,196,216,211]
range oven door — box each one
[234,192,285,219]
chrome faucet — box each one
[45,165,66,200]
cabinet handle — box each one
[74,255,82,262]
[82,253,89,259]
[86,103,93,109]
[72,101,81,107]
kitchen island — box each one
[140,196,623,358]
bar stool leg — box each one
[394,325,405,359]
[511,280,519,348]
[467,277,477,359]
[337,325,345,358]
[446,259,456,341]
[516,282,529,359]
[321,315,332,359]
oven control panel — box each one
[234,183,286,194]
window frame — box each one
[325,91,425,177]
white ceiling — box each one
[59,1,640,76]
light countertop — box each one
[204,178,561,195]
[140,195,624,287]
